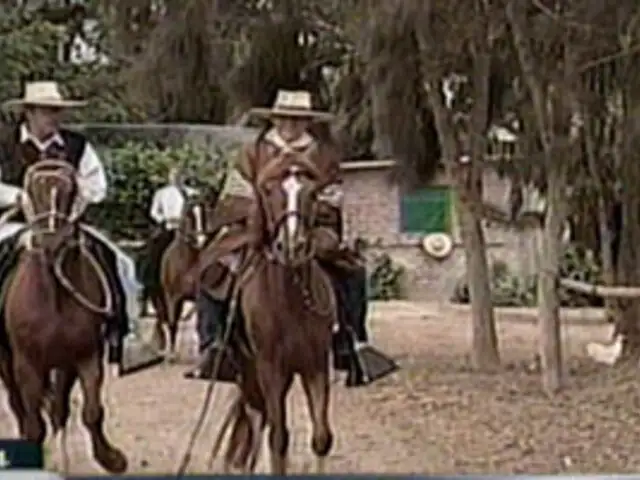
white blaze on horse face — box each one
[49,186,58,232]
[192,204,206,248]
[281,172,303,245]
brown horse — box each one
[152,195,216,361]
[0,160,126,474]
[210,161,338,474]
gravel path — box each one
[2,302,637,475]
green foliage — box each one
[0,8,141,123]
[558,245,602,307]
[367,253,405,300]
[86,141,228,239]
[451,245,603,307]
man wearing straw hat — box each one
[187,89,397,386]
[0,80,162,375]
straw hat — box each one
[422,233,454,259]
[249,90,333,122]
[3,81,87,109]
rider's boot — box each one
[97,243,163,375]
[101,249,129,366]
[339,265,398,387]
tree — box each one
[357,0,502,370]
[0,2,141,123]
[502,0,640,390]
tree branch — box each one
[505,0,552,153]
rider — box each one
[186,89,370,382]
[139,166,197,313]
[0,81,159,373]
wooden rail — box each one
[559,278,640,298]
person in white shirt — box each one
[138,166,199,314]
[0,81,161,374]
[149,166,198,229]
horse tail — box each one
[207,386,243,469]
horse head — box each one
[178,194,216,250]
[255,156,327,267]
[22,159,79,255]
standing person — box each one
[0,81,162,374]
[186,90,396,386]
[138,166,197,315]
[149,166,198,228]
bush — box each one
[368,253,404,300]
[450,244,602,307]
[86,141,228,239]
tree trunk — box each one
[416,11,500,370]
[615,131,640,357]
[537,163,567,394]
[458,194,500,369]
[464,39,500,369]
[607,95,640,358]
[582,107,616,322]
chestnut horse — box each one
[0,160,126,474]
[209,160,337,474]
[152,195,216,360]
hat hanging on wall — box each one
[422,232,454,259]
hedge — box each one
[84,140,232,240]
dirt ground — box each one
[2,301,639,475]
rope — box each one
[175,286,241,478]
[0,206,19,226]
[293,267,334,318]
[53,240,114,316]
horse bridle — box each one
[21,160,113,316]
[22,160,79,236]
[257,173,321,265]
[176,200,212,250]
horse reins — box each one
[176,254,257,477]
[20,161,114,316]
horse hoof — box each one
[96,447,128,474]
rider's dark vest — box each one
[0,125,86,188]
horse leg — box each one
[207,386,242,470]
[167,297,184,362]
[257,364,292,475]
[12,352,46,444]
[0,346,26,436]
[245,403,266,472]
[150,293,168,353]
[222,398,265,473]
[47,368,77,474]
[300,361,333,473]
[76,352,127,474]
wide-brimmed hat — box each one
[249,90,333,122]
[3,81,87,109]
[422,233,454,259]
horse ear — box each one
[204,185,223,207]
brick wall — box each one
[340,161,538,302]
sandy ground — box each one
[2,301,638,475]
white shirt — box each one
[149,184,198,228]
[0,124,107,208]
